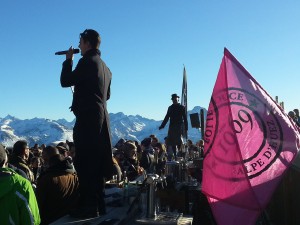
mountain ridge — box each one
[0,106,206,147]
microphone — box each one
[55,49,80,55]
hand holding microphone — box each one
[55,47,80,60]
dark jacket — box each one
[36,155,79,225]
[160,103,188,146]
[61,49,111,114]
[122,158,139,181]
[140,147,155,173]
[60,48,114,179]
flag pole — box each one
[181,65,188,143]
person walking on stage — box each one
[60,29,113,219]
[159,93,188,160]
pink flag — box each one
[202,48,300,225]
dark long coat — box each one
[60,49,113,179]
[160,103,188,146]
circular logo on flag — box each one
[204,88,283,180]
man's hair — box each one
[141,138,152,147]
[123,141,137,157]
[156,142,166,152]
[80,29,101,49]
[288,111,296,118]
[152,137,158,143]
[198,139,204,146]
[13,140,28,156]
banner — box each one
[202,48,300,225]
[181,66,188,140]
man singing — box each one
[60,29,113,219]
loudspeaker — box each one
[190,113,200,128]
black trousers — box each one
[73,110,108,213]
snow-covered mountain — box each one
[0,106,206,147]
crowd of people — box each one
[288,108,300,127]
[0,135,205,225]
[0,140,78,224]
[1,107,299,225]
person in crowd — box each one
[28,148,34,167]
[164,136,174,161]
[293,109,300,126]
[31,147,43,181]
[140,138,155,173]
[149,134,157,145]
[36,146,79,225]
[113,147,125,167]
[3,145,29,179]
[60,29,113,218]
[115,138,126,150]
[154,142,167,175]
[121,141,144,181]
[288,111,300,127]
[113,139,126,165]
[40,144,46,151]
[149,134,156,139]
[151,136,159,148]
[178,143,187,159]
[9,140,35,183]
[0,144,41,225]
[187,139,196,159]
[293,109,300,127]
[159,94,188,160]
[56,143,76,171]
[135,141,143,162]
[197,139,205,158]
[56,144,69,158]
[112,155,122,182]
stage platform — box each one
[51,186,193,225]
[51,206,193,225]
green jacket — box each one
[0,167,40,225]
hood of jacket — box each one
[42,155,75,175]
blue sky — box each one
[0,1,299,122]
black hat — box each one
[0,144,7,166]
[171,93,180,100]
